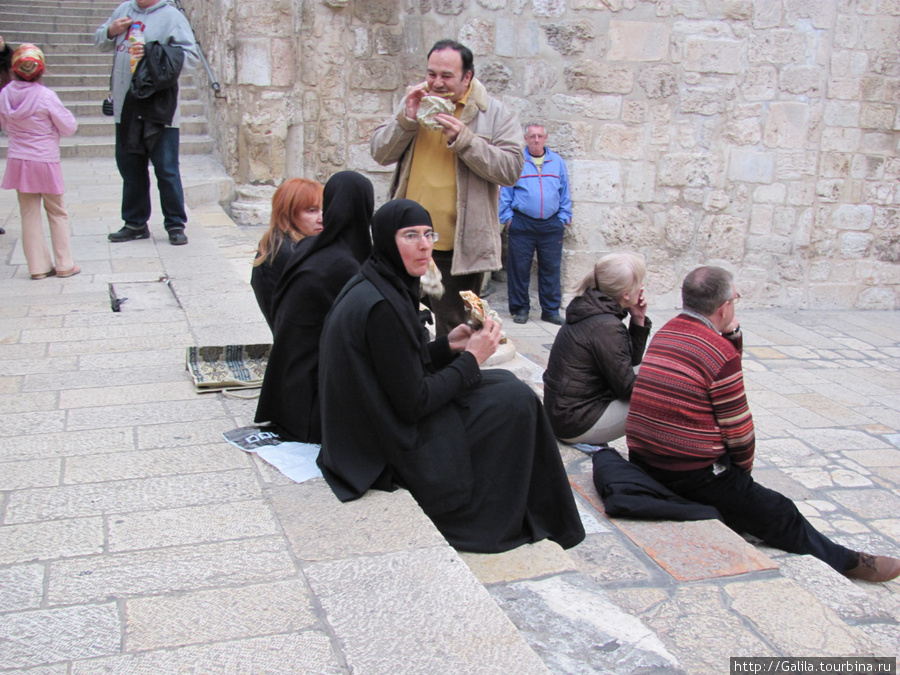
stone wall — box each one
[180,0,900,310]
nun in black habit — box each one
[316,199,585,554]
[254,171,374,443]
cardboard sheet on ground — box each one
[223,426,322,483]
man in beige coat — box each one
[370,39,524,335]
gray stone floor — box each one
[0,157,898,674]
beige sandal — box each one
[56,265,81,278]
[31,268,56,280]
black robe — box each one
[251,237,296,331]
[317,274,586,553]
[254,171,374,443]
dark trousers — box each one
[631,455,857,573]
[115,123,187,232]
[423,249,483,337]
[507,211,564,316]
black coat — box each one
[254,171,374,443]
[543,289,651,439]
[121,41,183,154]
[317,275,586,553]
[253,237,361,443]
[592,448,722,521]
[251,237,297,331]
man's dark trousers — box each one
[115,124,187,233]
[631,454,857,573]
[507,211,564,316]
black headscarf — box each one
[361,199,433,346]
[290,170,374,268]
[275,171,374,311]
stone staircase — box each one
[0,0,232,204]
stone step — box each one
[0,17,112,32]
[0,134,215,159]
[70,115,208,138]
[0,31,100,45]
[7,0,119,9]
[53,83,202,102]
[63,98,205,117]
[42,72,197,88]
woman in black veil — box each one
[317,198,585,554]
[254,171,374,443]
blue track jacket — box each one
[499,148,572,224]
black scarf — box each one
[361,199,432,348]
[274,171,374,310]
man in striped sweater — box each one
[625,266,900,583]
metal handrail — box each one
[173,0,224,98]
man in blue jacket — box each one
[499,124,572,325]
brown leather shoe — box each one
[844,552,900,582]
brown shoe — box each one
[844,552,900,582]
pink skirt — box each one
[2,158,65,195]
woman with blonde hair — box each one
[543,252,651,446]
[251,177,323,329]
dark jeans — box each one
[115,123,186,232]
[631,455,857,573]
[507,211,564,316]
[423,249,483,338]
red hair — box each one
[254,178,323,266]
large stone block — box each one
[840,231,873,258]
[608,21,670,62]
[351,59,401,91]
[236,39,271,86]
[354,0,399,24]
[600,206,658,248]
[683,37,742,73]
[824,101,860,128]
[724,118,761,145]
[748,29,809,64]
[637,65,678,98]
[783,0,835,29]
[665,205,698,252]
[459,18,495,55]
[544,20,595,56]
[860,103,896,130]
[699,214,747,261]
[741,65,777,100]
[624,162,656,202]
[564,61,634,94]
[552,93,620,120]
[658,153,724,187]
[860,16,900,50]
[523,60,558,96]
[750,204,774,234]
[728,149,776,183]
[752,0,782,29]
[779,65,824,97]
[820,127,860,153]
[764,102,809,149]
[680,87,726,115]
[830,50,868,78]
[827,77,860,100]
[571,160,624,203]
[850,155,885,180]
[831,205,874,230]
[596,124,644,159]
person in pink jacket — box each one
[0,44,79,279]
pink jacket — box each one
[0,80,77,162]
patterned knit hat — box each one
[12,44,45,82]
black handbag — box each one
[102,54,114,116]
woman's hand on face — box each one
[447,324,474,352]
[628,287,648,326]
[464,318,501,365]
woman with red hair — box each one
[0,44,79,279]
[251,177,324,328]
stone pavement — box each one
[1,157,898,674]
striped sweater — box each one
[625,313,755,473]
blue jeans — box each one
[507,211,564,316]
[115,124,186,232]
